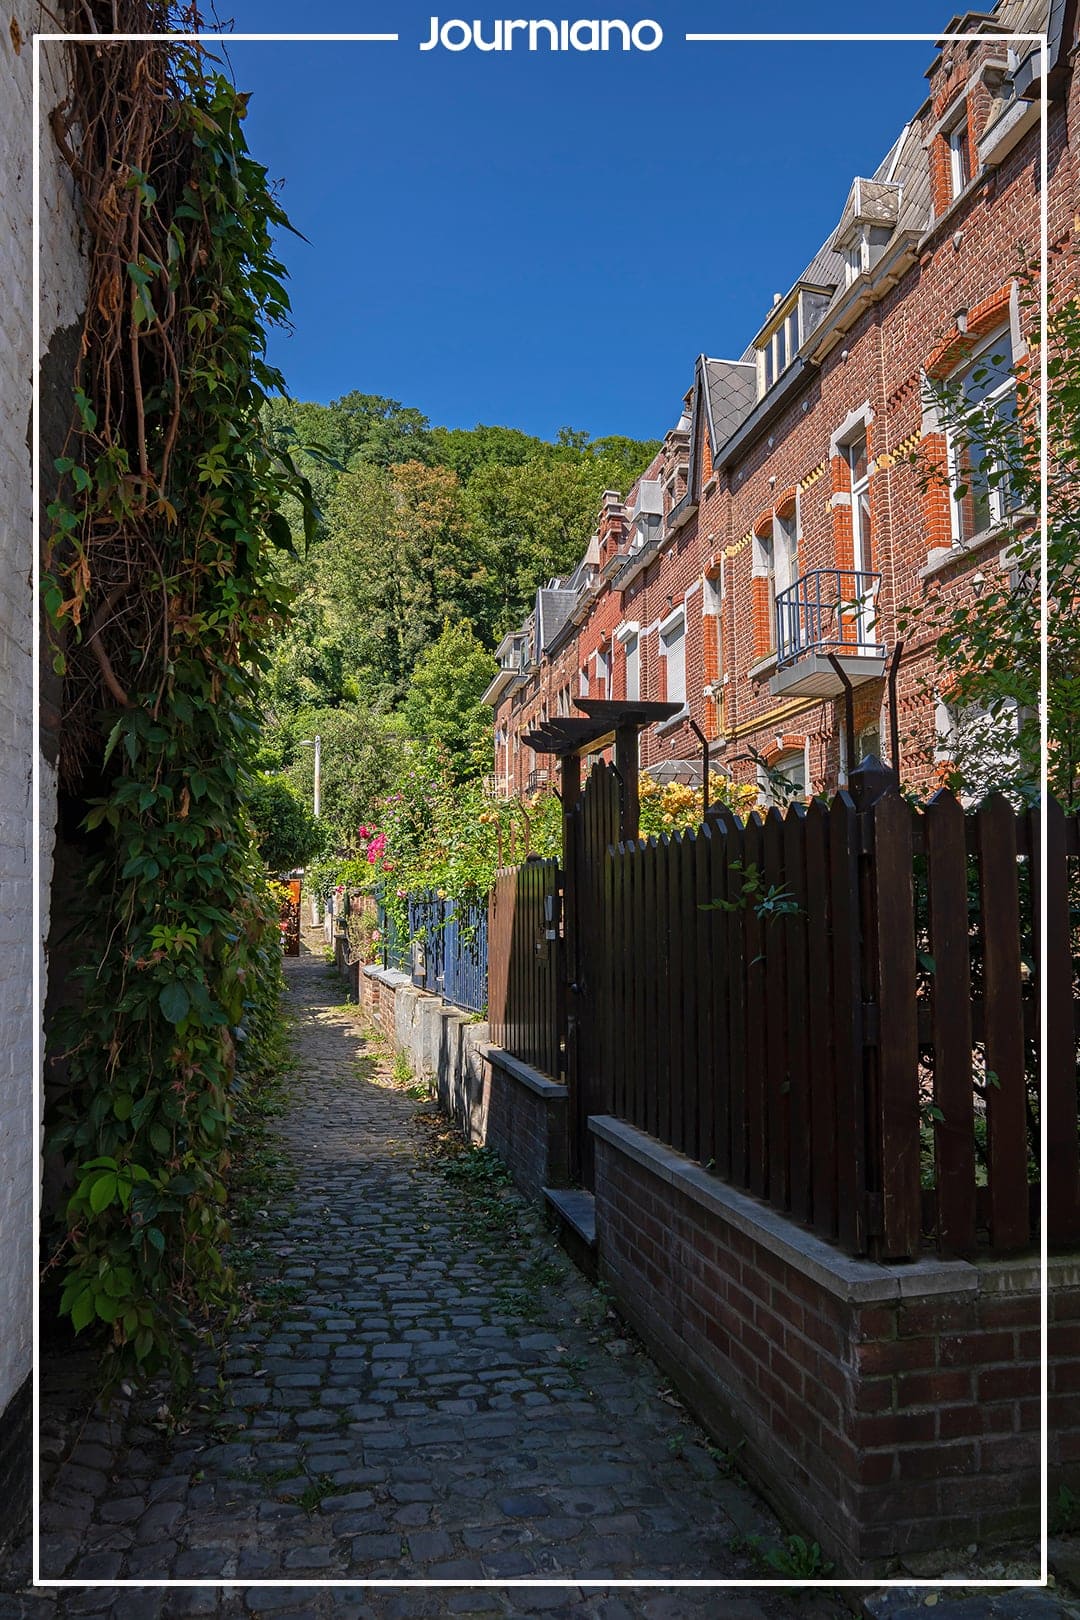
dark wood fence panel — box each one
[976,794,1030,1250]
[487,784,1078,1259]
[763,808,789,1210]
[742,813,768,1202]
[924,790,976,1255]
[804,799,837,1242]
[784,805,811,1226]
[870,791,921,1259]
[829,792,866,1254]
[1038,801,1080,1246]
[487,858,562,1080]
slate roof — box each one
[700,357,757,450]
[536,588,579,652]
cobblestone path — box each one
[6,939,850,1619]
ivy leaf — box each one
[266,510,296,554]
[70,1290,96,1333]
[102,718,126,768]
[158,981,191,1024]
[89,1172,118,1212]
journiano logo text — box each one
[419,17,664,51]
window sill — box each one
[918,170,988,249]
[655,706,689,737]
[748,652,778,682]
[918,522,1017,581]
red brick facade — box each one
[488,5,1076,805]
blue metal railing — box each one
[380,887,488,1015]
[375,884,409,974]
[775,567,885,669]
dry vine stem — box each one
[45,1,211,786]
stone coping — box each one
[362,966,413,991]
[482,1045,568,1101]
[590,1115,1065,1304]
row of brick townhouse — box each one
[484,0,1078,805]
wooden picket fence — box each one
[487,858,563,1081]
[487,772,1080,1260]
[599,789,1078,1259]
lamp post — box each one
[298,735,322,925]
[298,735,321,819]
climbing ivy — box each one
[43,11,316,1387]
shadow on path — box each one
[8,937,848,1618]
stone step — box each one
[542,1186,597,1279]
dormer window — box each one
[831,176,901,290]
[755,284,833,397]
[843,225,895,287]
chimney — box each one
[599,489,626,562]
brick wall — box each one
[591,1116,1076,1573]
[1,13,87,1547]
[483,1051,568,1201]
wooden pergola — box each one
[522,698,681,842]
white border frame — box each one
[30,22,1051,1598]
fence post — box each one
[852,756,920,1259]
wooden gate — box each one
[567,762,623,1186]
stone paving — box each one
[1,937,855,1619]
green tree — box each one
[284,704,407,850]
[428,422,546,482]
[403,618,495,776]
[319,460,486,703]
[247,774,323,872]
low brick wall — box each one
[484,1050,568,1200]
[359,966,567,1201]
[591,1115,1076,1574]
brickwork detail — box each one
[593,1130,1077,1572]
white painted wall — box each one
[0,13,86,1420]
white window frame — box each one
[624,633,640,702]
[946,325,1017,546]
[596,644,610,699]
[758,744,808,809]
[773,503,800,600]
[946,112,971,199]
[752,526,776,652]
[615,619,641,703]
[831,414,879,646]
[658,607,687,709]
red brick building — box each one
[485,0,1075,804]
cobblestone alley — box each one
[5,939,853,1618]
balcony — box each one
[771,568,886,699]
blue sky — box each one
[215,4,956,441]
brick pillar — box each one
[920,432,954,557]
[751,576,771,661]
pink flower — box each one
[359,825,371,840]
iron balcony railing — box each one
[775,567,885,669]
